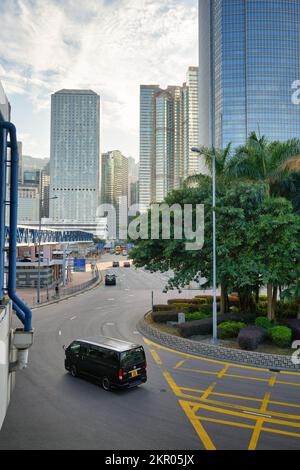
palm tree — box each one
[184,143,232,188]
[228,132,300,319]
[227,132,300,197]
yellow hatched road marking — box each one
[149,349,162,366]
[248,392,271,451]
[175,360,186,369]
[218,364,230,378]
[179,400,216,451]
[201,382,217,401]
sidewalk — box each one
[17,260,101,308]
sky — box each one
[0,0,198,161]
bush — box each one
[168,299,202,305]
[230,306,241,314]
[153,304,179,312]
[284,319,300,340]
[275,301,299,320]
[256,301,268,316]
[255,317,273,331]
[238,326,267,351]
[259,295,268,301]
[151,311,180,323]
[270,326,292,348]
[178,313,255,338]
[218,322,246,339]
[185,312,210,322]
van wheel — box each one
[101,377,111,391]
[70,365,78,377]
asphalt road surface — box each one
[0,254,300,450]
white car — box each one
[122,250,128,256]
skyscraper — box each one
[199,0,300,151]
[101,150,128,239]
[139,67,199,212]
[49,89,100,225]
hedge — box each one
[151,311,180,323]
[167,299,205,306]
[238,326,267,351]
[185,312,210,322]
[178,313,255,338]
[270,326,292,348]
[218,322,246,339]
[153,304,183,312]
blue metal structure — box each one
[0,121,32,331]
[4,226,94,245]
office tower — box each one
[128,157,139,206]
[18,185,40,223]
[101,151,128,239]
[199,0,300,152]
[41,162,50,219]
[139,67,199,211]
[139,85,161,214]
[49,89,100,225]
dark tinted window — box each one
[88,346,103,360]
[69,342,80,354]
[121,347,145,368]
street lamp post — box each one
[37,191,58,304]
[191,147,218,342]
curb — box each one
[137,313,300,372]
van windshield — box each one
[121,347,145,368]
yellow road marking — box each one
[248,392,271,451]
[218,364,230,378]
[175,360,186,369]
[179,400,216,450]
[149,349,162,366]
[269,374,277,387]
[201,382,217,401]
[143,337,300,380]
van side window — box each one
[103,350,119,366]
[88,346,103,360]
[70,342,80,354]
[80,344,90,356]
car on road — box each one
[123,261,131,268]
[122,250,128,256]
[109,249,115,255]
[112,261,120,268]
[105,274,117,286]
[64,336,147,391]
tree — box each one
[227,132,300,198]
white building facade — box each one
[49,89,101,225]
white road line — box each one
[106,298,115,301]
[242,411,272,419]
[58,331,62,336]
[133,331,140,335]
[105,323,115,326]
[70,316,77,321]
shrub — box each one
[218,322,246,339]
[270,326,292,348]
[284,319,300,340]
[178,313,255,338]
[230,306,241,314]
[256,301,268,316]
[275,301,299,320]
[238,326,267,351]
[168,299,202,305]
[185,312,210,322]
[153,304,179,312]
[259,295,268,301]
[255,317,273,331]
[151,311,180,323]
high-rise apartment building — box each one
[199,0,300,152]
[49,89,100,225]
[139,67,199,212]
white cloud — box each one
[0,0,198,158]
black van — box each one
[64,336,147,391]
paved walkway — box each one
[17,259,101,307]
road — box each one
[0,254,300,450]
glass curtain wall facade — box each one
[199,0,300,151]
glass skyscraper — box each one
[199,0,300,151]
